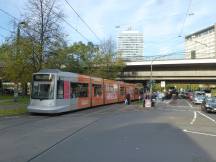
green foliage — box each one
[46,40,125,79]
[23,0,64,71]
[0,38,35,85]
[0,1,125,86]
[92,39,125,79]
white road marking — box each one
[185,100,193,109]
[3,116,20,119]
[169,106,193,108]
[157,108,190,112]
[183,129,216,137]
[165,101,170,104]
[197,111,216,124]
[190,111,197,125]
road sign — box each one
[145,99,151,107]
[161,81,165,88]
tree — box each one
[23,0,64,71]
[45,39,124,80]
[45,41,99,75]
[0,38,35,93]
[94,38,125,79]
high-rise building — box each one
[117,30,144,61]
[185,24,216,59]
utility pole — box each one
[14,21,27,102]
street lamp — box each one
[16,21,27,55]
[14,21,27,101]
[17,22,27,42]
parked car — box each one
[201,97,216,113]
[3,88,14,95]
[187,92,194,101]
[192,91,205,104]
[178,91,185,98]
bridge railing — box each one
[123,53,216,62]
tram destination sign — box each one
[34,74,53,81]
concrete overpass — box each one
[118,58,216,84]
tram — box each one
[27,69,140,113]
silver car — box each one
[201,97,216,113]
[192,91,205,104]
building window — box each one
[191,50,196,59]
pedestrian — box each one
[125,93,131,105]
[124,98,128,104]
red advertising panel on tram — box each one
[134,84,140,100]
[118,81,126,102]
[64,81,70,99]
[76,74,91,109]
[104,79,118,104]
[125,83,135,100]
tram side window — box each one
[108,85,114,93]
[79,83,88,97]
[70,83,73,98]
[71,83,88,98]
[57,80,64,99]
[93,84,102,96]
[120,87,125,96]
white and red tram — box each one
[27,69,140,113]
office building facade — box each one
[117,30,144,61]
[185,24,216,59]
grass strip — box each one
[0,97,29,106]
[0,107,27,116]
[0,95,13,100]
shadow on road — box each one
[30,121,215,162]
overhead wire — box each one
[0,7,90,43]
[0,8,19,21]
[52,11,91,42]
[178,0,193,37]
[0,25,14,33]
[61,17,91,42]
[64,0,102,42]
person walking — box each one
[125,93,131,105]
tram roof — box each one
[38,69,62,73]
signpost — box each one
[161,81,165,88]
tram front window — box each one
[32,74,55,100]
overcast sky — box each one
[0,0,216,56]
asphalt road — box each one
[1,99,216,162]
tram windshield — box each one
[31,74,55,100]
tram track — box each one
[26,105,125,162]
[27,106,122,162]
[0,116,50,134]
[27,117,100,162]
[0,103,125,134]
